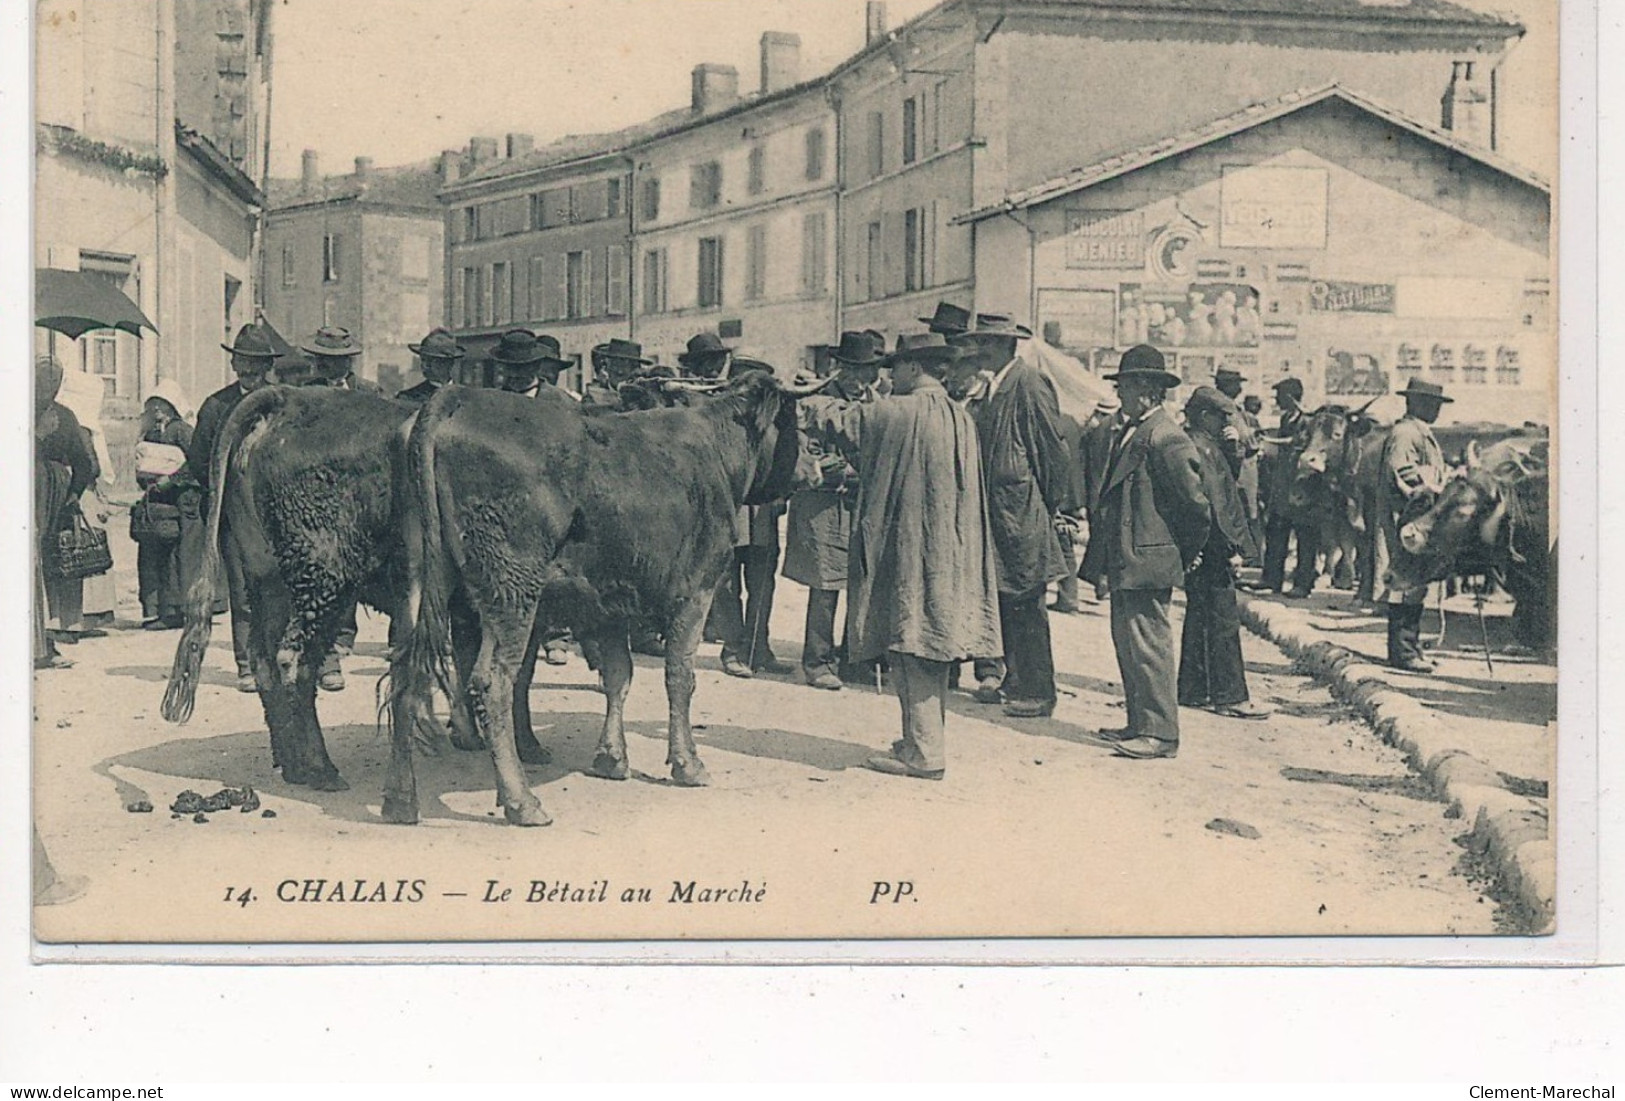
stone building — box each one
[957,85,1551,426]
[262,152,445,393]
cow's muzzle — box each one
[1399,521,1428,555]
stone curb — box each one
[1237,593,1554,932]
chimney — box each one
[469,136,500,166]
[506,132,534,159]
[300,148,320,191]
[866,1,888,45]
[1441,60,1492,148]
[691,63,740,114]
[439,149,462,186]
[354,156,373,178]
[760,31,801,95]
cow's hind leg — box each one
[381,664,421,825]
[445,592,485,752]
[664,597,711,788]
[587,629,633,780]
[471,616,551,827]
[290,648,347,791]
[512,611,550,766]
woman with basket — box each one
[34,356,99,670]
[131,380,199,630]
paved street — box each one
[33,534,1508,943]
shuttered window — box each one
[746,225,767,301]
[904,208,925,292]
[902,97,918,165]
[865,220,882,301]
[527,257,546,321]
[491,262,512,324]
[641,177,661,222]
[606,245,627,316]
[566,250,592,319]
[748,145,766,195]
[642,248,669,315]
[697,236,724,309]
[800,212,826,295]
[805,127,826,181]
[867,111,884,179]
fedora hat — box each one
[917,302,972,336]
[1103,343,1181,388]
[221,323,282,359]
[677,331,733,367]
[301,325,362,358]
[490,329,571,368]
[1272,377,1305,401]
[958,313,1034,340]
[1397,378,1454,403]
[409,328,466,360]
[888,332,965,364]
[1215,366,1247,382]
[829,330,886,366]
[593,338,653,365]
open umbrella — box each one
[35,267,158,339]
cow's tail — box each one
[162,387,286,723]
[388,395,462,754]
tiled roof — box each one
[999,0,1518,29]
[267,159,444,212]
[449,107,694,188]
[956,83,1548,224]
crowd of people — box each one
[34,301,1455,779]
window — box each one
[697,236,724,309]
[322,233,340,282]
[867,111,885,179]
[528,256,548,320]
[746,224,767,301]
[904,207,926,292]
[865,220,883,301]
[87,334,117,389]
[606,245,627,316]
[529,193,545,231]
[536,189,571,229]
[800,212,827,295]
[491,262,512,325]
[805,127,826,181]
[929,81,945,155]
[462,206,478,243]
[571,180,610,223]
[566,250,592,319]
[642,247,669,315]
[902,97,918,165]
[641,177,661,222]
[281,244,295,287]
[607,177,624,219]
[748,145,766,195]
[691,161,722,209]
[461,267,482,328]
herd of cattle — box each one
[158,374,1554,828]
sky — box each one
[265,0,1557,180]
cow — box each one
[1287,401,1385,600]
[383,368,825,827]
[1388,434,1554,651]
[160,385,549,792]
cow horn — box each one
[1350,396,1379,419]
[1465,438,1483,470]
[661,378,727,394]
[776,373,834,398]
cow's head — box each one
[1290,399,1382,509]
[701,368,831,506]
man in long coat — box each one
[1076,392,1123,603]
[581,339,655,408]
[782,331,883,690]
[190,323,282,692]
[955,314,1073,718]
[1379,378,1453,673]
[801,333,1002,779]
[397,328,465,404]
[1095,345,1211,760]
[1255,376,1315,595]
[1178,387,1269,719]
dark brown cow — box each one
[161,386,546,791]
[1289,401,1383,597]
[384,370,824,827]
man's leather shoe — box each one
[971,679,1003,705]
[319,669,346,692]
[1112,736,1178,759]
[1283,587,1312,600]
[543,645,570,666]
[1003,698,1055,718]
[754,655,796,676]
[1390,657,1436,674]
[1095,726,1135,743]
[237,672,258,694]
[1211,700,1272,720]
[721,655,754,679]
[807,671,843,691]
[864,753,944,781]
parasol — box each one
[35,267,158,339]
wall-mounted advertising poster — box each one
[1063,209,1145,269]
[1037,287,1118,360]
[1118,283,1262,348]
[1309,280,1397,314]
[1324,347,1390,397]
[1220,165,1329,250]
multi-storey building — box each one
[35,0,272,412]
[262,152,445,393]
[829,0,1524,342]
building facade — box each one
[263,152,445,393]
[35,0,270,413]
[960,87,1551,426]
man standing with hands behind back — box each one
[1095,345,1211,760]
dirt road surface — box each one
[33,576,1504,943]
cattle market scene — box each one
[30,0,1558,943]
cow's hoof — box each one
[503,799,553,827]
[590,752,630,781]
[449,729,486,753]
[519,741,553,767]
[671,759,712,787]
[306,772,350,793]
[380,794,419,825]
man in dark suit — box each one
[954,313,1073,719]
[1094,345,1211,760]
[302,326,383,394]
[397,328,465,404]
[1254,376,1314,595]
[1076,393,1122,605]
[1179,387,1270,720]
[190,323,282,692]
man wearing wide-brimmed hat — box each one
[398,327,466,404]
[1379,377,1453,673]
[919,301,972,339]
[1215,365,1262,560]
[300,326,382,394]
[1094,345,1211,760]
[1076,391,1123,604]
[800,333,1001,779]
[490,329,574,399]
[952,313,1074,719]
[677,331,733,381]
[1253,375,1314,596]
[582,338,656,408]
[783,332,884,690]
[190,323,284,692]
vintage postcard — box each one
[28,0,1574,952]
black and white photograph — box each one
[25,0,1572,949]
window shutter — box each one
[582,250,596,317]
[607,245,626,315]
[552,253,568,321]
